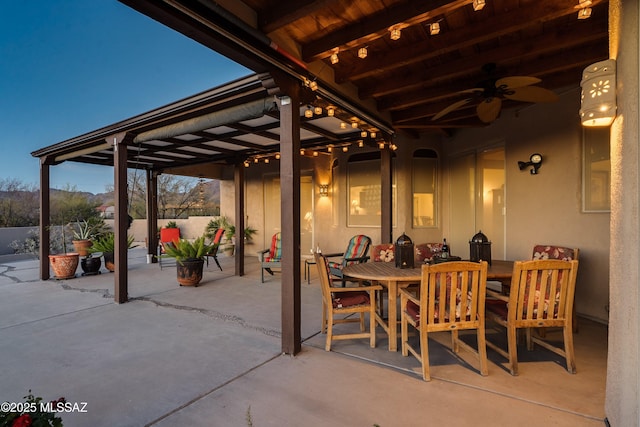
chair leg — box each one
[321,301,327,334]
[213,256,222,271]
[401,308,409,357]
[477,326,489,376]
[507,325,519,376]
[563,325,577,374]
[420,327,431,381]
[325,314,333,351]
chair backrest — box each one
[371,243,395,262]
[342,235,372,266]
[415,243,444,264]
[314,253,333,303]
[418,261,488,329]
[160,227,180,244]
[507,259,579,325]
[532,245,579,261]
[207,228,226,256]
[265,232,282,262]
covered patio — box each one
[0,250,606,426]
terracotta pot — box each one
[72,239,93,257]
[103,252,115,272]
[49,253,80,279]
[176,259,204,287]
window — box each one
[412,149,438,227]
[347,152,396,227]
[583,128,610,212]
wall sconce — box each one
[518,153,543,175]
[319,184,329,197]
[580,59,616,127]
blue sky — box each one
[1,1,250,194]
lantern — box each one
[469,230,491,265]
[395,233,414,269]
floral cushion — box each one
[405,272,474,324]
[372,244,395,262]
[415,243,444,264]
[332,291,370,308]
[532,245,576,261]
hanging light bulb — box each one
[390,27,401,41]
[275,153,281,160]
[330,48,339,64]
[358,140,364,147]
[327,146,333,153]
[378,142,385,149]
[342,146,349,152]
[244,160,250,167]
[472,0,486,11]
[309,81,318,91]
[578,7,592,19]
[313,151,319,157]
[300,149,305,156]
[327,106,335,117]
[361,131,367,138]
[254,157,259,163]
[304,106,313,118]
[370,131,377,138]
[314,106,323,115]
[351,121,358,128]
[358,47,368,59]
[430,23,440,35]
[264,158,269,163]
[340,122,347,129]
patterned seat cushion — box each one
[372,244,395,262]
[532,245,576,261]
[415,243,444,264]
[405,272,474,325]
[332,291,371,308]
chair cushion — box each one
[532,245,576,261]
[343,235,371,265]
[265,233,282,262]
[372,244,395,262]
[332,291,370,308]
[415,243,444,264]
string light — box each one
[430,23,440,35]
[340,122,347,129]
[358,47,368,59]
[358,140,364,147]
[472,0,486,11]
[390,27,401,40]
[309,81,318,91]
[304,106,313,118]
[351,121,358,128]
[314,106,323,115]
[361,131,367,137]
[330,48,339,64]
[327,107,335,117]
[342,146,349,152]
[578,7,592,19]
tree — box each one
[50,184,102,225]
[0,178,39,227]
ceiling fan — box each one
[432,63,559,123]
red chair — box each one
[158,227,180,270]
[205,228,226,271]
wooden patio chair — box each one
[485,259,579,376]
[315,253,381,351]
[204,228,225,271]
[400,261,489,381]
[258,232,282,283]
[325,234,371,286]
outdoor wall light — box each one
[580,59,616,127]
[518,153,543,175]
[319,184,329,197]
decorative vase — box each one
[103,252,115,272]
[72,239,93,257]
[49,253,80,279]
[81,256,102,275]
[176,259,204,287]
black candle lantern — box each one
[395,233,414,269]
[469,230,492,265]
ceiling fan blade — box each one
[504,86,559,103]
[496,76,541,89]
[432,98,472,121]
[458,88,484,95]
[477,97,502,123]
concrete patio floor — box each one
[0,248,607,426]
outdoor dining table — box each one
[342,259,514,352]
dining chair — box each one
[315,253,381,351]
[399,261,489,381]
[258,232,282,283]
[325,234,372,286]
[532,245,580,333]
[204,228,225,271]
[485,259,579,376]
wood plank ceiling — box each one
[243,0,609,135]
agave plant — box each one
[89,232,138,255]
[162,236,213,264]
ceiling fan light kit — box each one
[580,59,617,127]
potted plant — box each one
[71,217,109,256]
[89,232,137,272]
[48,224,79,280]
[80,252,102,276]
[206,216,257,256]
[161,236,213,287]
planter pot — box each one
[49,253,80,279]
[176,259,205,287]
[72,239,93,257]
[81,256,102,276]
[103,252,115,272]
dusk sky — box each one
[1,1,250,194]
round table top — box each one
[342,259,514,282]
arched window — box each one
[347,152,396,227]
